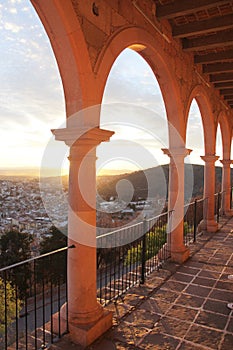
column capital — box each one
[200,154,219,163]
[220,159,233,166]
[51,126,114,147]
[162,147,192,160]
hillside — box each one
[97,164,227,201]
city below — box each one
[0,170,167,258]
[0,163,226,258]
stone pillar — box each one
[52,126,114,347]
[162,147,191,263]
[220,159,233,216]
[200,155,219,232]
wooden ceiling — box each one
[154,0,233,110]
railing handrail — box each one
[97,210,172,241]
[145,210,171,223]
[0,244,75,273]
[97,221,143,240]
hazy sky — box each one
[0,0,223,175]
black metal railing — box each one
[97,211,171,306]
[1,190,230,347]
[0,246,71,350]
[214,191,223,222]
[183,198,207,245]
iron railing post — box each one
[141,218,147,284]
[230,187,233,209]
[193,199,197,242]
[217,192,221,222]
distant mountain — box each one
[97,164,229,201]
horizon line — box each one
[0,162,225,178]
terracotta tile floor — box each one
[50,217,233,350]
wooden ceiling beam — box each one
[183,30,233,51]
[220,88,233,95]
[195,50,233,64]
[210,73,233,83]
[173,14,233,38]
[224,95,233,100]
[214,82,233,89]
[203,62,233,74]
[156,0,230,19]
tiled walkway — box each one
[50,217,233,350]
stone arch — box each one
[185,85,216,155]
[31,0,94,117]
[216,111,232,160]
[95,26,185,148]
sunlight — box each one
[98,48,168,174]
[186,99,205,165]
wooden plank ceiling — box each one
[154,0,233,110]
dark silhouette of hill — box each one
[97,164,229,201]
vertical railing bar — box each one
[118,245,121,297]
[156,218,159,268]
[15,281,19,350]
[194,199,197,242]
[98,249,102,306]
[141,219,147,284]
[58,280,61,338]
[217,192,221,223]
[65,250,69,333]
[42,260,46,346]
[129,239,132,288]
[4,271,8,350]
[50,256,54,344]
[104,254,108,306]
[25,283,28,350]
[33,260,37,350]
[230,186,232,209]
[121,245,124,297]
[113,247,116,300]
[125,243,128,291]
[109,249,112,302]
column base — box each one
[198,219,219,233]
[206,220,219,232]
[68,309,113,347]
[222,209,233,217]
[171,246,190,264]
[52,304,113,348]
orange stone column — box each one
[52,126,114,347]
[162,148,191,263]
[200,155,219,232]
[220,159,233,216]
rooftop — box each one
[49,216,233,350]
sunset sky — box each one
[0,0,224,176]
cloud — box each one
[4,21,22,32]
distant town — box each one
[0,176,63,255]
[0,163,226,257]
[0,173,167,256]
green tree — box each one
[0,278,22,336]
[0,230,33,266]
[124,226,167,265]
[39,226,67,284]
[0,230,33,297]
[40,225,67,253]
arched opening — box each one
[0,0,65,176]
[216,124,223,191]
[96,48,169,230]
[98,48,168,172]
[185,88,218,232]
[186,99,205,165]
[185,99,205,198]
[216,124,223,165]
